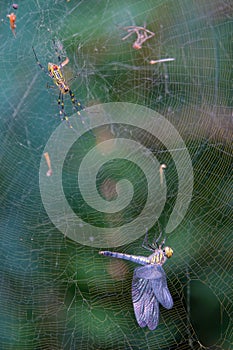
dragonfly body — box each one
[99,248,170,266]
[99,238,173,330]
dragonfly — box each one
[99,230,173,330]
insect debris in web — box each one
[121,24,155,50]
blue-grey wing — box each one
[132,267,159,330]
[134,264,173,309]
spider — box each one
[32,45,84,128]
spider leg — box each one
[53,39,62,63]
[32,47,50,77]
[57,91,72,128]
[52,40,69,72]
[46,83,56,89]
[69,89,85,123]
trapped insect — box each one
[99,230,173,330]
[122,24,155,50]
[32,43,84,128]
[7,12,16,37]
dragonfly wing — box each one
[134,264,163,279]
[134,265,173,309]
[151,265,173,309]
[132,267,159,330]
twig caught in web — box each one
[122,24,155,50]
[150,58,175,64]
[44,152,53,177]
[159,164,167,186]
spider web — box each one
[0,0,232,349]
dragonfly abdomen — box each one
[99,251,149,265]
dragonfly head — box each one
[164,246,173,258]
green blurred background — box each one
[0,0,232,349]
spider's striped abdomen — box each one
[48,63,70,94]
